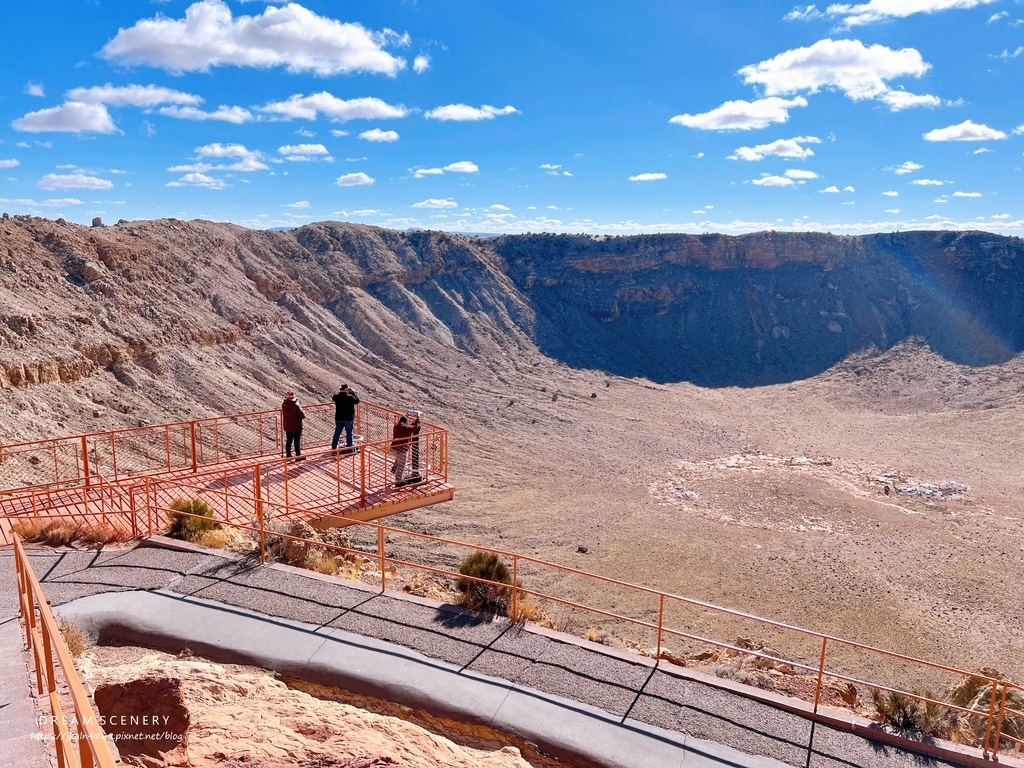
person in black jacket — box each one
[331,384,360,452]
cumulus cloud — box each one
[885,208,900,213]
[738,39,930,102]
[989,10,1009,22]
[286,200,311,208]
[729,135,821,160]
[882,190,899,196]
[823,0,1000,28]
[670,96,807,131]
[752,175,795,187]
[412,198,458,208]
[785,4,825,20]
[12,102,117,133]
[359,128,399,142]
[972,147,992,154]
[38,172,114,190]
[892,160,923,174]
[490,204,510,211]
[785,168,819,179]
[165,172,227,189]
[336,172,374,186]
[843,185,855,192]
[629,172,667,181]
[952,191,983,197]
[424,104,519,121]
[924,120,1007,141]
[413,55,430,73]
[444,161,478,173]
[412,167,443,178]
[879,90,941,111]
[24,82,45,97]
[820,186,840,192]
[277,143,331,162]
[158,105,252,123]
[101,0,407,76]
[0,159,20,169]
[540,163,562,170]
[259,92,407,122]
[330,129,349,137]
[67,84,200,107]
[912,179,945,185]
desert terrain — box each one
[1,215,1022,687]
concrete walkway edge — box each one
[56,588,788,768]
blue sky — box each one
[2,0,1024,235]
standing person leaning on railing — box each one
[281,391,306,462]
[389,414,420,484]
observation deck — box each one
[0,400,453,544]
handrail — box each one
[13,533,118,768]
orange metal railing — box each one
[105,478,1024,758]
[0,400,447,492]
[13,533,118,768]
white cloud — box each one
[670,96,807,131]
[785,168,819,179]
[879,90,941,111]
[893,161,923,174]
[101,0,407,76]
[444,161,478,173]
[785,5,825,20]
[413,55,430,74]
[286,200,311,208]
[989,10,1009,22]
[739,39,929,102]
[412,167,443,178]
[259,92,408,121]
[972,147,992,154]
[912,179,946,185]
[824,0,1000,27]
[197,143,258,159]
[540,163,562,170]
[1013,125,1024,135]
[490,204,510,211]
[41,198,84,206]
[0,159,19,169]
[412,198,458,208]
[336,172,374,186]
[843,185,855,192]
[424,104,520,121]
[995,47,1024,59]
[992,213,1011,219]
[37,172,114,190]
[12,102,116,134]
[359,128,399,142]
[629,172,667,181]
[841,201,856,205]
[820,186,840,193]
[753,175,795,187]
[67,83,200,107]
[934,197,948,203]
[729,135,821,160]
[885,208,900,213]
[330,129,349,137]
[882,190,899,196]
[924,120,1007,141]
[24,82,45,97]
[158,105,252,123]
[278,143,328,156]
[168,162,212,173]
[952,191,983,197]
[165,172,227,189]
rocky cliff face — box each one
[489,230,1024,385]
[1,216,1022,396]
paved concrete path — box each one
[12,544,966,768]
[0,551,53,768]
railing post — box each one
[254,465,265,564]
[129,487,138,538]
[378,525,386,592]
[993,683,1010,757]
[512,556,519,621]
[360,445,367,504]
[190,421,198,474]
[81,436,90,488]
[812,636,828,713]
[145,478,153,537]
[984,678,1000,757]
[164,425,171,472]
[656,593,665,661]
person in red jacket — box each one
[281,391,306,462]
[390,414,420,483]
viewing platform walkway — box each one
[0,400,453,544]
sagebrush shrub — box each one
[457,551,514,616]
[167,498,219,542]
